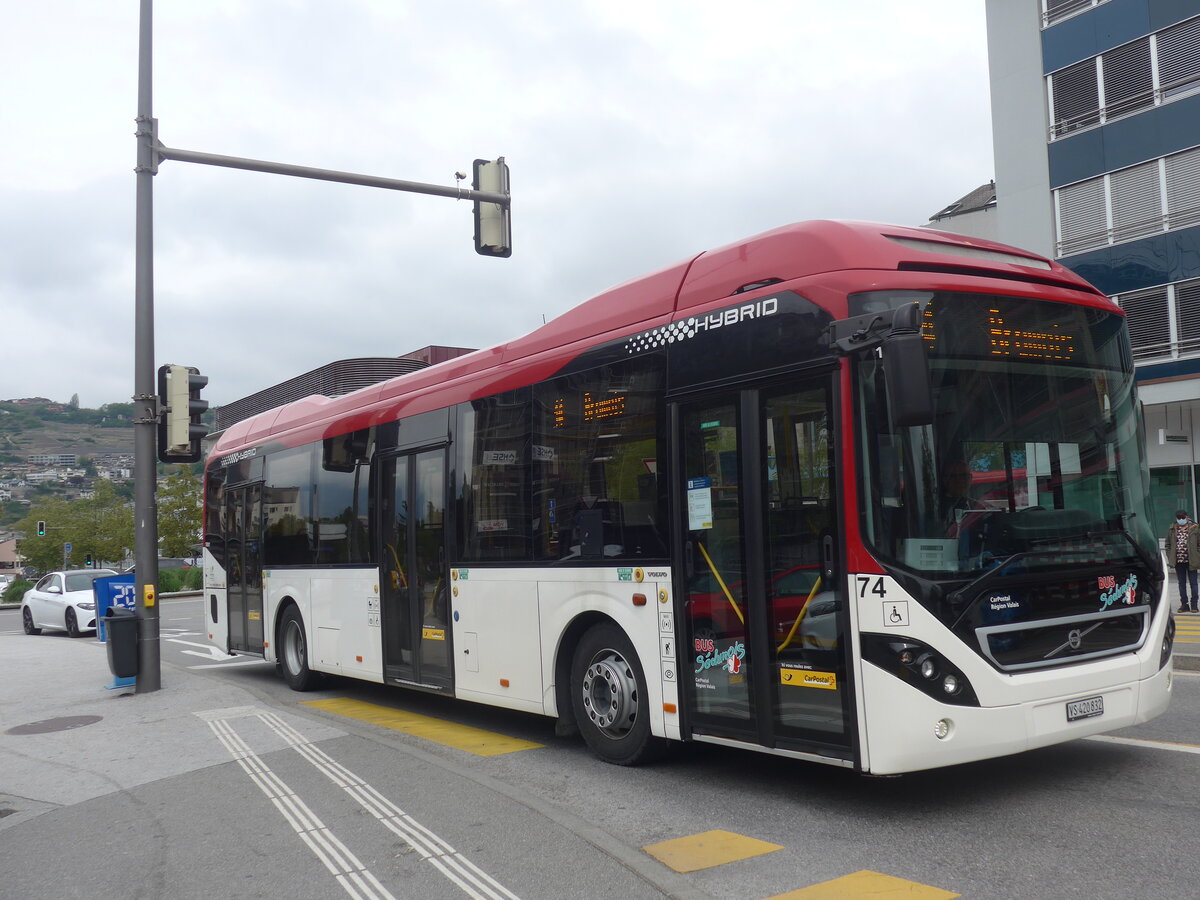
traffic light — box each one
[37,520,46,536]
[472,157,511,258]
[158,364,209,463]
[85,554,94,568]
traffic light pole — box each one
[133,0,162,692]
[131,1,510,694]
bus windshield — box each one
[856,291,1158,580]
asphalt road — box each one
[2,597,1198,900]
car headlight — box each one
[78,602,96,610]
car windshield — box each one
[856,290,1158,578]
[64,572,109,592]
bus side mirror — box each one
[882,303,934,428]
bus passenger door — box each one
[226,484,264,653]
[676,375,851,756]
[378,448,451,691]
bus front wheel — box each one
[279,606,320,691]
[570,624,665,766]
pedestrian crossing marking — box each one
[301,697,544,756]
[762,869,959,899]
[642,830,782,873]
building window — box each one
[1055,145,1200,256]
[1117,276,1200,362]
[1056,177,1108,255]
[1043,0,1112,29]
[1158,16,1200,102]
[1177,280,1200,355]
[1118,287,1170,360]
[1047,17,1200,139]
[1049,58,1100,136]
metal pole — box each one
[156,145,509,206]
[133,0,161,692]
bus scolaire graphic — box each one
[202,220,1172,774]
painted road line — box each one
[203,713,395,900]
[1086,734,1200,755]
[302,697,544,756]
[642,830,782,873]
[764,869,959,899]
[188,659,273,668]
[259,710,519,900]
[198,706,519,900]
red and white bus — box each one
[202,220,1173,774]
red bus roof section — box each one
[210,220,1112,457]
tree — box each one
[157,467,202,557]
[18,483,134,572]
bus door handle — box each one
[685,540,696,579]
[822,534,836,580]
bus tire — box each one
[570,623,666,766]
[279,606,321,691]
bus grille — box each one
[975,605,1150,672]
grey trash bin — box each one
[105,607,139,678]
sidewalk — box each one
[0,627,691,900]
[0,629,319,825]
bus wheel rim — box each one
[285,621,304,673]
[581,650,637,738]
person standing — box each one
[1166,510,1200,613]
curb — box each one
[1174,653,1200,672]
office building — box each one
[984,0,1200,529]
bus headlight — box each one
[860,634,980,707]
[1160,615,1175,671]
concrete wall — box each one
[985,0,1055,256]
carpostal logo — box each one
[624,297,780,355]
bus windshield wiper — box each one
[948,548,1093,631]
[1082,528,1161,575]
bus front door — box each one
[677,376,852,757]
[226,484,264,654]
[379,448,451,691]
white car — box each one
[22,569,118,638]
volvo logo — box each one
[1045,621,1102,659]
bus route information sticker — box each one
[687,478,713,530]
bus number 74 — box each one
[857,576,887,599]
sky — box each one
[2,1,993,409]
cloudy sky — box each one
[3,1,993,409]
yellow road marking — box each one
[642,830,782,873]
[764,870,959,899]
[301,697,544,756]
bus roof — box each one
[210,220,1111,459]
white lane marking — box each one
[198,707,520,900]
[188,659,270,669]
[1086,734,1200,755]
[205,715,395,900]
[259,710,520,900]
[168,637,223,650]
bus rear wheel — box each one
[570,624,665,766]
[279,606,321,691]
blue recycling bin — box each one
[93,574,137,642]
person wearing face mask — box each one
[1166,510,1200,613]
